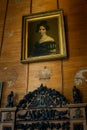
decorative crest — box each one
[16,84,69,108]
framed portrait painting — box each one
[21,9,67,63]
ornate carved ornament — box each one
[16,84,70,109]
[74,69,87,86]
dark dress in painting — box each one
[32,41,56,56]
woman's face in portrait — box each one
[38,26,46,36]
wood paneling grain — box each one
[0,62,28,107]
[0,0,31,107]
[27,0,63,98]
[32,0,58,13]
[28,61,63,93]
[59,0,87,103]
[0,0,7,50]
[0,0,31,62]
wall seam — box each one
[0,0,9,56]
[60,60,64,94]
[57,0,64,94]
[57,0,59,9]
[30,0,32,14]
[26,64,29,93]
[26,0,32,93]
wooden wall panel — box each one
[28,61,63,93]
[0,62,28,107]
[0,0,31,107]
[32,0,58,13]
[59,0,87,102]
[0,0,31,62]
[0,0,7,50]
[28,0,63,94]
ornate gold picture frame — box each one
[21,9,67,63]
